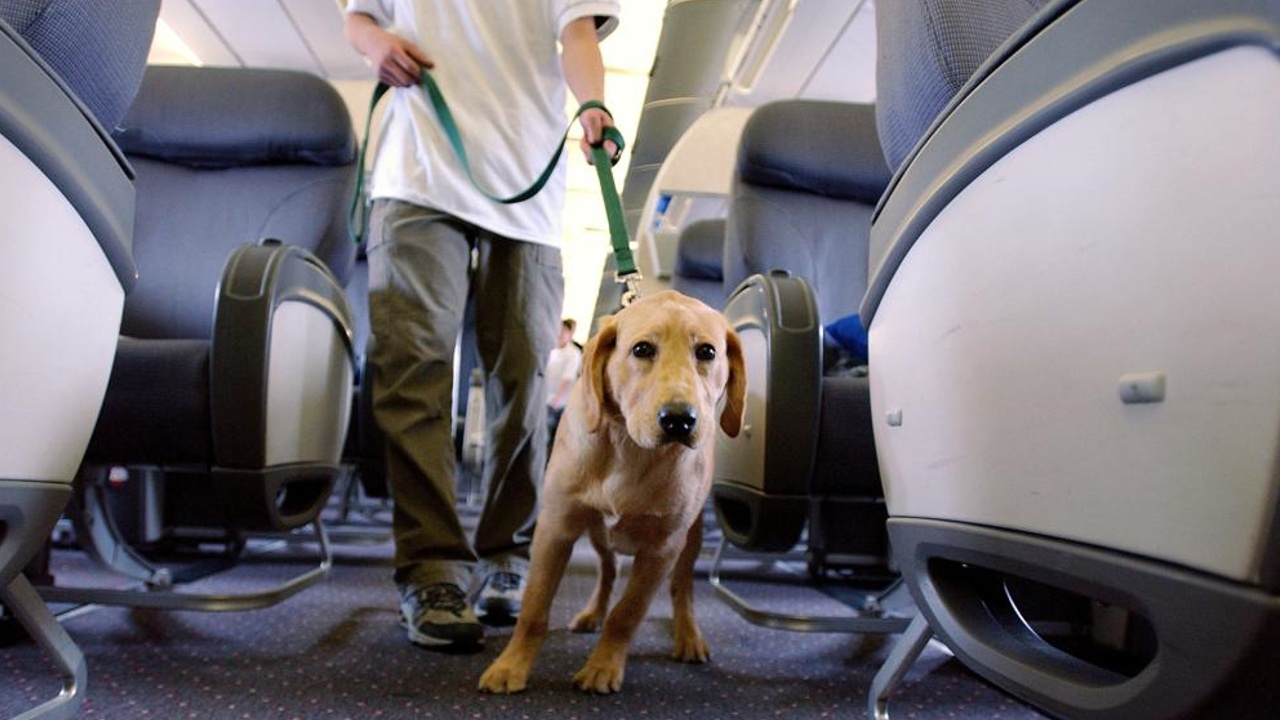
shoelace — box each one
[487,572,523,594]
[413,584,469,616]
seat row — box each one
[659,1,1280,718]
[1,3,386,717]
[5,1,1280,719]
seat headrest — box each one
[736,100,891,205]
[1,0,160,131]
[874,0,1051,171]
[113,65,355,168]
[674,218,726,280]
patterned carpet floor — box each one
[2,503,1049,720]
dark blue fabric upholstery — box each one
[83,338,211,464]
[875,0,1049,171]
[114,66,356,168]
[671,218,727,309]
[723,100,890,323]
[0,0,160,130]
[113,66,358,340]
[736,100,890,204]
[674,218,726,280]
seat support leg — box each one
[39,518,332,612]
[867,614,934,720]
[708,535,912,634]
[1,573,87,720]
[70,470,174,587]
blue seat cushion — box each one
[83,337,211,465]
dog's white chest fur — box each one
[600,510,685,557]
[604,513,640,556]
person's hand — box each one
[368,29,433,87]
[578,106,620,166]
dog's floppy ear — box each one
[719,326,747,438]
[582,316,618,433]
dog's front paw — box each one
[671,630,711,663]
[569,608,604,633]
[572,661,624,694]
[478,661,530,694]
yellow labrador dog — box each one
[479,290,746,695]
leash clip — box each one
[616,272,643,307]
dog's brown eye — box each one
[631,341,656,359]
[695,343,716,362]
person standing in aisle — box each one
[343,0,621,650]
[544,318,583,453]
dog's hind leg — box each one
[669,512,710,662]
[570,517,615,633]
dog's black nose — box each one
[658,402,697,442]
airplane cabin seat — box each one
[42,65,359,612]
[865,1,1280,718]
[0,0,159,717]
[713,99,892,560]
[721,100,890,324]
[669,218,728,310]
[708,99,909,633]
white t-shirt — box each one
[346,0,620,246]
[545,343,583,409]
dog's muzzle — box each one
[657,402,698,447]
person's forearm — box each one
[560,17,606,105]
[561,16,614,157]
[344,12,385,58]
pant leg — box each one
[366,199,475,590]
[547,405,565,457]
[470,234,563,566]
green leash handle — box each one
[585,127,642,302]
[349,72,640,287]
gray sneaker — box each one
[474,570,526,622]
[399,583,483,649]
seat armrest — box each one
[211,240,355,469]
[208,240,356,530]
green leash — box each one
[350,71,642,302]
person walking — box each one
[545,318,583,452]
[343,0,621,650]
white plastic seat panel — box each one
[869,46,1280,584]
[0,135,123,483]
[264,299,355,466]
